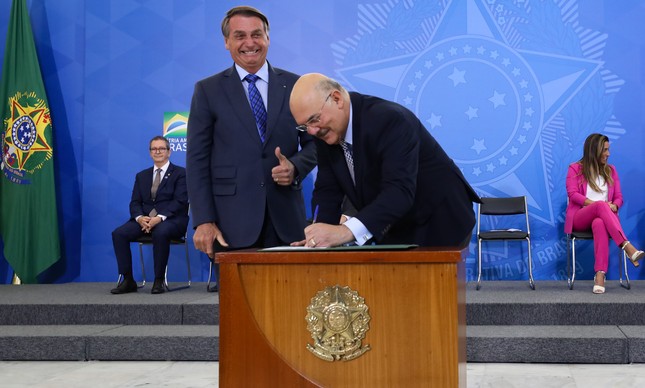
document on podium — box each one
[258,244,418,252]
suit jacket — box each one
[129,162,189,233]
[313,92,480,246]
[564,162,622,234]
[186,63,316,247]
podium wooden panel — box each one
[216,247,466,387]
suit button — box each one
[260,182,265,187]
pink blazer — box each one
[564,162,623,234]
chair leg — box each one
[566,236,572,289]
[207,260,218,292]
[620,249,631,290]
[476,239,482,290]
[163,242,191,292]
[526,238,535,290]
[134,243,147,288]
[184,241,192,286]
[568,238,576,290]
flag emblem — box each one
[2,91,53,183]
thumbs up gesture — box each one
[271,146,296,186]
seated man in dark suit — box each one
[111,136,189,294]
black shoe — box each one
[151,278,165,294]
[110,277,137,294]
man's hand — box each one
[147,216,162,231]
[271,146,295,186]
[194,222,229,258]
[138,216,162,233]
[138,216,152,233]
[303,223,354,248]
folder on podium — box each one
[216,247,466,387]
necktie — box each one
[151,168,162,199]
[149,168,162,217]
[340,140,355,183]
[244,74,267,142]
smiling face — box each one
[599,140,610,165]
[224,15,269,74]
[290,74,349,145]
[149,139,170,167]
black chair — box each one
[476,196,535,290]
[116,233,192,292]
[567,231,630,290]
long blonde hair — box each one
[579,133,613,192]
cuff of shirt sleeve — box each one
[343,217,373,246]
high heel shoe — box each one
[622,241,644,267]
[593,271,605,294]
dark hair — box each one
[149,135,170,149]
[579,133,613,191]
[221,6,269,38]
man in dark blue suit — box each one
[186,6,316,258]
[290,73,480,248]
[111,136,189,294]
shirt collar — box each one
[344,100,354,145]
[236,62,269,84]
[154,161,170,176]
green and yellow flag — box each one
[0,0,60,283]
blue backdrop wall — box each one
[1,0,644,283]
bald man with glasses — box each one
[290,73,481,249]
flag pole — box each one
[12,272,21,284]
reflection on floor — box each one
[2,361,645,387]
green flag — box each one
[0,0,60,283]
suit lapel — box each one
[143,167,154,200]
[349,93,364,193]
[223,65,264,145]
[265,64,287,145]
[157,163,174,194]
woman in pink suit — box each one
[565,133,644,294]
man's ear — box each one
[332,90,345,110]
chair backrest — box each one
[479,196,527,215]
[477,196,530,235]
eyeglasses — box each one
[149,147,169,153]
[295,93,332,132]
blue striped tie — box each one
[244,74,267,142]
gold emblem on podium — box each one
[305,285,371,361]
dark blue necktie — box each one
[244,74,267,142]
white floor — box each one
[2,361,645,387]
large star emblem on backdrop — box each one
[334,0,603,225]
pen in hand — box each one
[312,205,319,224]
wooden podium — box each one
[216,247,466,387]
